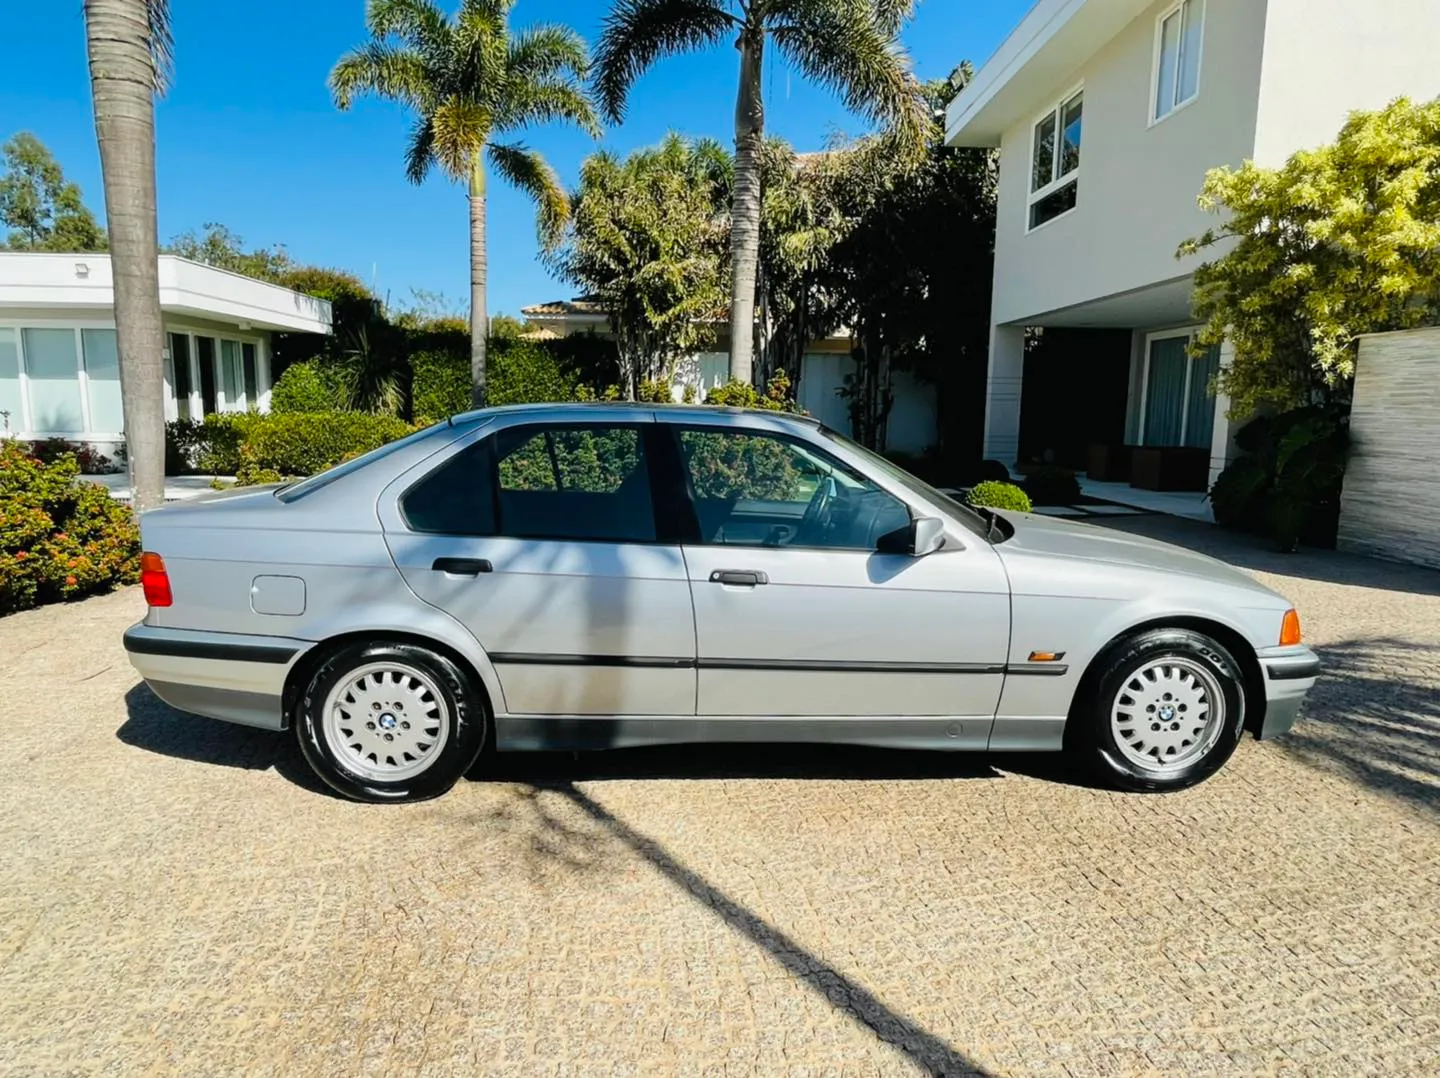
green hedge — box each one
[412,339,586,421]
[0,441,140,615]
[237,413,416,480]
[967,481,1033,513]
[270,360,349,413]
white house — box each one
[521,297,941,455]
[0,252,332,453]
[947,0,1440,487]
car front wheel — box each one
[296,641,486,803]
[1077,628,1246,792]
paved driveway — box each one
[2,517,1437,1076]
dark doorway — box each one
[1018,328,1132,469]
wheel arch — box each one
[1065,616,1267,743]
[282,629,499,732]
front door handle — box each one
[432,557,493,576]
[710,569,769,587]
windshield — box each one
[817,427,993,541]
[275,421,451,503]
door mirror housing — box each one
[877,516,946,556]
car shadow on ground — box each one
[118,683,335,797]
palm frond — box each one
[769,0,916,38]
[488,140,571,249]
[498,77,601,136]
[404,116,437,184]
[772,4,929,155]
[366,0,450,52]
[506,24,591,82]
[431,99,492,179]
[329,42,432,109]
[147,0,174,92]
[594,0,736,122]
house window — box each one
[80,329,124,433]
[1029,89,1082,230]
[0,329,22,435]
[1140,332,1220,448]
[22,328,85,433]
[1153,0,1203,122]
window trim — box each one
[667,423,913,554]
[1025,84,1084,234]
[1149,0,1205,127]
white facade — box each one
[948,0,1440,481]
[0,253,332,451]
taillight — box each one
[140,552,172,607]
[1279,608,1302,646]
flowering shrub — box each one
[27,437,115,474]
[0,441,139,615]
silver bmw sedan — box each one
[123,403,1319,802]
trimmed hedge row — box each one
[167,412,416,486]
[0,441,140,615]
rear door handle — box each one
[432,557,493,576]
[709,569,769,587]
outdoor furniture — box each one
[1129,447,1209,492]
[1086,442,1133,482]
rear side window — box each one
[401,424,657,543]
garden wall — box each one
[1337,327,1440,569]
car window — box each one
[677,428,909,550]
[494,424,657,542]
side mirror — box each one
[877,516,946,556]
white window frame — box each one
[0,318,118,439]
[1149,0,1205,126]
[1026,84,1084,234]
[165,324,268,418]
[1137,327,1212,447]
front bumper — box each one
[123,623,310,731]
[1255,645,1321,740]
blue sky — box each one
[0,0,1030,318]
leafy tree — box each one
[167,222,291,280]
[84,0,171,512]
[1181,96,1440,416]
[556,134,731,397]
[0,133,107,252]
[595,0,930,388]
[331,0,600,408]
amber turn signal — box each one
[140,552,173,608]
[1279,609,1302,646]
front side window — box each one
[1154,0,1203,121]
[677,427,909,551]
[1029,90,1082,230]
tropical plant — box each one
[331,0,600,408]
[595,0,930,387]
[1208,404,1350,551]
[0,133,107,251]
[966,481,1032,513]
[556,134,731,397]
[1181,97,1440,417]
[83,0,172,512]
[270,360,350,414]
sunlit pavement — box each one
[2,516,1437,1076]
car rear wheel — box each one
[1076,628,1245,792]
[296,641,486,803]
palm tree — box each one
[84,0,171,513]
[332,0,599,408]
[595,0,928,387]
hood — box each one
[995,511,1277,595]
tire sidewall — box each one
[1087,629,1245,791]
[297,642,486,803]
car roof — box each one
[449,401,823,427]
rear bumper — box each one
[1255,645,1321,740]
[123,623,309,731]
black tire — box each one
[1074,628,1246,792]
[296,641,487,803]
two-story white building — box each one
[947,0,1440,489]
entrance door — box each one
[1141,334,1220,448]
[669,421,1010,723]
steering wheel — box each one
[797,475,837,543]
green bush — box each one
[410,349,472,422]
[237,412,415,479]
[411,338,584,421]
[270,360,349,413]
[165,414,259,475]
[1208,403,1350,551]
[705,370,803,412]
[966,481,1033,513]
[0,441,140,615]
[27,438,115,475]
[1022,466,1082,506]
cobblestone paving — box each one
[1,516,1437,1077]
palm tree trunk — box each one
[728,30,765,387]
[469,153,489,409]
[85,0,165,513]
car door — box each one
[669,421,1010,731]
[380,418,696,717]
